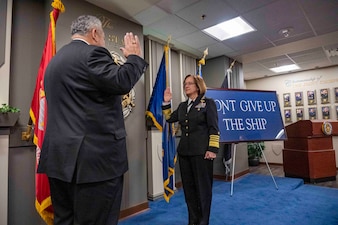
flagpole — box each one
[226,68,231,88]
[161,36,177,202]
[165,35,173,118]
[227,58,236,196]
[22,0,65,142]
[226,59,236,88]
[197,48,208,76]
[145,38,173,200]
[166,36,176,193]
[165,36,171,88]
[27,1,65,224]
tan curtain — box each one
[144,37,197,108]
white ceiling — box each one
[86,0,338,80]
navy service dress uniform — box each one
[163,94,220,225]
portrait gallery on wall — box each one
[282,87,338,123]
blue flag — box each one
[146,52,166,131]
[146,45,176,202]
[221,73,228,88]
[162,122,176,202]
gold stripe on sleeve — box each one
[163,108,171,120]
[209,134,220,148]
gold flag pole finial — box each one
[229,59,236,70]
[51,0,65,12]
[197,48,208,76]
[198,48,208,66]
[167,35,171,46]
[164,35,171,87]
[164,35,171,51]
[226,59,236,88]
[203,48,209,59]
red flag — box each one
[30,1,65,224]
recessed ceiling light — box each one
[278,27,293,38]
[325,48,338,57]
[270,64,300,73]
[202,17,256,41]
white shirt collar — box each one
[73,38,89,45]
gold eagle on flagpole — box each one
[198,48,208,66]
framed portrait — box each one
[308,107,317,120]
[295,92,303,106]
[334,87,338,103]
[284,109,292,123]
[307,90,316,105]
[320,88,329,104]
[321,106,330,119]
[296,108,303,121]
[283,93,291,107]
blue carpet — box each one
[119,174,338,225]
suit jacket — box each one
[37,40,148,183]
[163,94,220,156]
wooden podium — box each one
[283,120,337,183]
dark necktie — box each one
[187,100,193,112]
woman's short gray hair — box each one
[71,15,102,35]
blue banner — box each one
[206,89,286,143]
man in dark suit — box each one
[37,15,148,225]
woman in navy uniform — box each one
[163,74,220,225]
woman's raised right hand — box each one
[163,87,172,103]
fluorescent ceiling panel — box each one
[270,64,300,73]
[203,17,256,41]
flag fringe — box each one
[163,165,175,203]
[35,197,53,225]
[145,111,163,131]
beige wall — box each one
[4,1,337,224]
[47,0,149,210]
[0,1,12,225]
[246,66,338,167]
[6,1,148,224]
[0,0,11,104]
